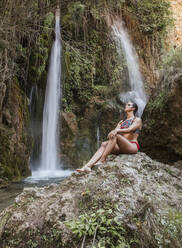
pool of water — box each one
[0,169,73,213]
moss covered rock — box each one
[0,79,31,183]
[140,48,182,164]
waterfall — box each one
[26,10,72,181]
[112,20,147,116]
[96,126,100,149]
[40,12,61,171]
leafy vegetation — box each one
[147,91,167,112]
[130,0,173,35]
[62,43,94,112]
[28,12,54,87]
[0,0,57,87]
[161,47,182,69]
[65,207,136,248]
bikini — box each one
[120,117,141,150]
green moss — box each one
[28,12,54,86]
[0,124,29,182]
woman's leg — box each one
[99,136,117,162]
[76,135,138,172]
[76,141,108,171]
[116,135,138,154]
[100,135,138,162]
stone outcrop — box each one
[140,48,182,165]
[0,153,181,247]
[0,80,31,184]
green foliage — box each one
[0,0,56,86]
[161,47,182,69]
[65,208,136,248]
[155,211,182,247]
[62,9,124,114]
[28,12,54,86]
[63,43,94,112]
[147,91,167,112]
[69,2,85,22]
[62,1,86,37]
[132,0,173,35]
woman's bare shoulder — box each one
[134,117,142,122]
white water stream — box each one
[40,12,61,171]
[96,126,100,149]
[26,11,72,181]
[112,20,147,116]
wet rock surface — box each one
[0,153,181,247]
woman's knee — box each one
[116,134,123,140]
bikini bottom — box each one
[130,141,140,151]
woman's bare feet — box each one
[76,165,91,173]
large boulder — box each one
[0,153,181,247]
[140,57,182,165]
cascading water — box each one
[96,126,100,149]
[40,11,61,171]
[26,9,72,182]
[112,19,147,116]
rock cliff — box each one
[0,153,181,247]
[140,48,182,165]
[0,80,31,183]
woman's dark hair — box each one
[130,101,138,116]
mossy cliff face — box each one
[0,153,181,247]
[0,79,31,183]
[59,0,173,166]
[61,0,173,108]
[140,48,182,164]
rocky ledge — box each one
[0,153,182,248]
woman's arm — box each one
[107,120,123,139]
[116,118,142,134]
[114,120,123,130]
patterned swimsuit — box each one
[120,117,140,150]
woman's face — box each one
[124,102,134,112]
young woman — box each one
[76,101,142,173]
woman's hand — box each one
[115,120,123,129]
[107,130,117,139]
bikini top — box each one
[120,117,141,134]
